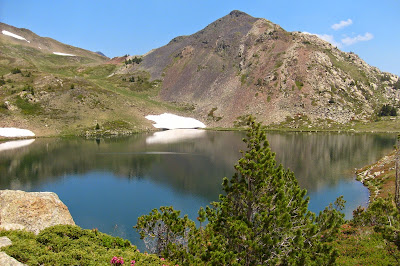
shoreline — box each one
[356,150,397,202]
[1,126,399,141]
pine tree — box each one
[135,116,344,265]
[202,116,342,265]
[134,206,195,259]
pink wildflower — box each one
[160,258,165,261]
[111,256,118,264]
[110,256,124,265]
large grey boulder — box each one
[0,190,75,234]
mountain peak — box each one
[228,10,250,17]
[134,11,399,128]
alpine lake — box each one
[0,130,397,249]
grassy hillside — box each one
[0,24,193,137]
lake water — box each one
[0,130,396,249]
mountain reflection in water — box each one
[0,131,396,247]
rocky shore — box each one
[356,151,396,201]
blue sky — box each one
[1,0,399,75]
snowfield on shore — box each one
[145,113,206,129]
[2,30,30,43]
[53,52,75,56]
[0,128,35,137]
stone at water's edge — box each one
[0,190,75,234]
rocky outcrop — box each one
[0,190,75,234]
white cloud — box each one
[316,34,342,48]
[331,19,353,30]
[302,32,341,48]
[341,32,374,46]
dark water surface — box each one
[0,130,396,248]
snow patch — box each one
[0,127,35,137]
[0,139,35,152]
[146,129,206,144]
[2,30,30,43]
[145,113,206,129]
[53,52,75,56]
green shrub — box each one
[393,79,400,90]
[295,79,304,90]
[22,84,34,95]
[11,68,21,74]
[378,104,397,116]
[125,56,142,65]
[240,74,247,85]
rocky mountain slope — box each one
[123,10,399,128]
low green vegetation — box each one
[207,107,222,121]
[295,79,304,90]
[324,49,369,85]
[15,95,43,115]
[339,197,400,265]
[0,225,169,265]
[334,224,399,265]
[240,73,248,85]
[393,79,400,90]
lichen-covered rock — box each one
[0,190,75,234]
